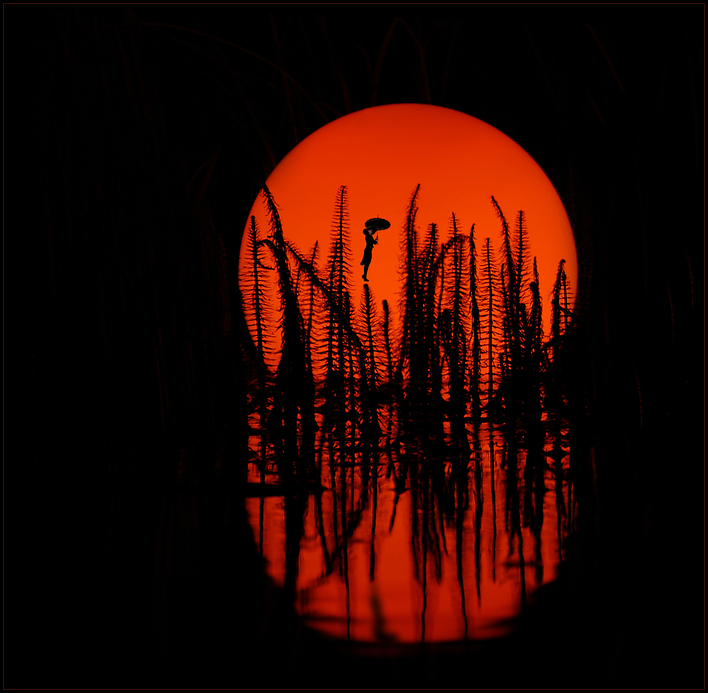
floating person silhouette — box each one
[360,226,378,281]
[360,216,390,281]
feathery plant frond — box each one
[436,218,471,449]
[380,298,398,439]
[260,185,316,472]
[439,305,469,451]
[324,186,354,422]
[420,222,441,287]
[243,215,272,367]
[446,213,469,390]
[260,188,305,347]
[492,196,516,311]
[283,234,366,450]
[342,292,365,443]
[424,235,452,411]
[263,239,308,383]
[549,259,573,357]
[359,283,383,437]
[246,184,572,456]
[359,283,382,389]
[397,184,422,388]
[262,183,285,242]
[282,238,363,350]
[380,299,395,385]
[544,258,571,420]
[493,198,529,382]
[515,210,533,313]
[405,184,422,268]
[419,222,442,394]
[327,185,353,301]
[304,241,321,380]
[523,258,544,369]
[559,260,573,336]
[243,215,272,471]
[468,224,483,418]
[529,258,544,350]
[479,237,505,414]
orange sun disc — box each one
[240,103,577,359]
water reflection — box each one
[245,418,571,645]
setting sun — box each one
[239,103,577,357]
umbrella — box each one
[365,217,391,230]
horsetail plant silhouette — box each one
[260,184,315,481]
[479,236,504,417]
[243,216,272,479]
[468,224,483,419]
[324,186,353,435]
[241,183,573,490]
[359,283,383,440]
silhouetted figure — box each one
[360,226,378,281]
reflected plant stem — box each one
[259,495,265,556]
[433,470,447,579]
[344,541,352,648]
[534,456,546,587]
[410,461,420,582]
[505,427,528,610]
[369,451,379,582]
[473,424,484,605]
[339,442,352,646]
[339,441,349,579]
[555,458,564,564]
[283,493,307,604]
[328,434,340,552]
[455,454,469,641]
[421,465,429,647]
[569,448,575,535]
[389,488,400,534]
[389,448,409,533]
[535,531,544,588]
[526,438,546,588]
[488,420,498,580]
[313,479,332,576]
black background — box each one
[6,5,703,689]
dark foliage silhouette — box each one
[242,187,577,529]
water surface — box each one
[246,420,572,646]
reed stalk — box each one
[468,224,483,419]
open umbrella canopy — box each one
[364,217,391,230]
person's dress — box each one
[361,232,375,266]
